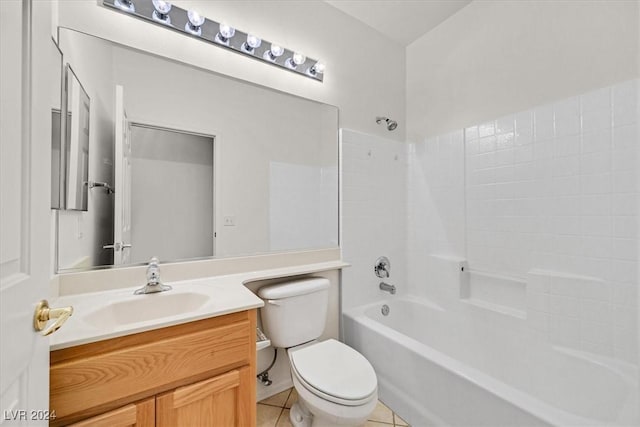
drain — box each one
[381,304,390,316]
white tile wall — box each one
[342,80,637,363]
[407,130,465,300]
[406,79,638,363]
[341,130,408,310]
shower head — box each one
[376,116,398,131]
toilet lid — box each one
[289,339,377,402]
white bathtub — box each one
[343,297,639,427]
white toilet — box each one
[258,277,378,427]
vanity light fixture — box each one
[151,0,171,24]
[185,10,205,35]
[102,0,324,81]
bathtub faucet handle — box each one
[374,256,390,278]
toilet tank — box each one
[257,277,330,348]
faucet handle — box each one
[147,257,161,284]
[374,256,390,278]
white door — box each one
[1,0,54,425]
[113,85,133,265]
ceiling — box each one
[324,0,472,46]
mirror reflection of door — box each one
[112,85,132,265]
[65,65,90,211]
[51,41,63,209]
[128,123,215,264]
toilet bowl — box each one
[287,339,378,427]
[257,278,378,427]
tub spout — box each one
[379,281,396,295]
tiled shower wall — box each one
[407,131,465,303]
[341,130,408,311]
[465,80,638,281]
[407,79,638,363]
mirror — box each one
[55,28,339,273]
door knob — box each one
[33,300,73,336]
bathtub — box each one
[343,297,639,427]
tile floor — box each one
[257,388,409,427]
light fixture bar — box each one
[103,0,324,82]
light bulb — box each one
[151,0,171,24]
[271,45,284,57]
[114,0,135,13]
[187,10,205,27]
[242,34,262,53]
[185,10,205,35]
[285,51,306,69]
[292,52,306,66]
[309,61,325,76]
[264,44,284,61]
[152,0,171,14]
[246,34,262,49]
[218,23,235,39]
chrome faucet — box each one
[134,257,172,295]
[379,281,396,295]
[374,256,390,278]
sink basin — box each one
[49,276,265,351]
[85,291,211,328]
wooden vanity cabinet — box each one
[156,367,253,426]
[50,310,257,427]
[68,398,154,427]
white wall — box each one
[406,0,640,140]
[55,0,406,142]
[341,130,408,311]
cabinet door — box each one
[156,367,255,427]
[69,398,154,427]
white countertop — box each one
[50,260,349,351]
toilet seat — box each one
[289,339,377,407]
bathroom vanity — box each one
[49,310,256,426]
[46,273,266,426]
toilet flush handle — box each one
[266,299,281,306]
